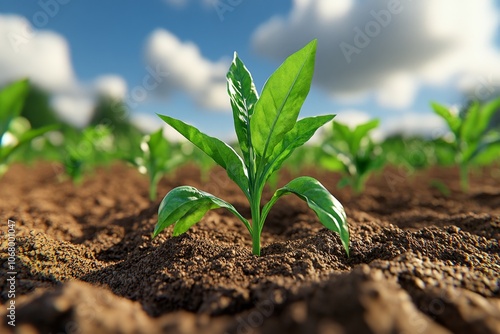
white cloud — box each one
[144,29,230,111]
[0,14,75,92]
[333,109,385,141]
[0,14,129,127]
[381,112,446,138]
[130,113,187,142]
[308,109,371,144]
[51,93,95,128]
[94,75,128,100]
[334,109,371,128]
[252,0,500,108]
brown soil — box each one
[1,162,499,334]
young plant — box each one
[127,128,184,200]
[153,40,349,256]
[0,79,55,176]
[432,98,500,191]
[321,119,384,194]
[381,136,437,172]
[59,124,115,183]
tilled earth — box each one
[0,162,499,333]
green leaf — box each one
[227,53,258,166]
[148,128,168,157]
[251,39,317,160]
[431,102,460,136]
[471,138,500,165]
[139,128,174,200]
[320,155,348,173]
[467,135,500,164]
[332,122,352,146]
[351,119,380,155]
[263,114,335,181]
[0,124,57,162]
[460,101,481,143]
[479,97,500,134]
[157,114,249,196]
[153,186,250,237]
[0,79,29,140]
[262,176,349,255]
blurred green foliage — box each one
[1,78,499,195]
[432,98,500,190]
[320,119,385,194]
[0,79,56,176]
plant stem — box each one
[149,175,158,201]
[352,175,363,195]
[250,190,262,256]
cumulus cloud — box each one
[0,14,75,92]
[252,0,500,108]
[51,93,95,128]
[334,109,372,128]
[93,75,128,100]
[308,109,372,144]
[130,113,187,142]
[144,29,230,111]
[380,112,446,138]
[0,14,128,127]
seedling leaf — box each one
[431,102,460,135]
[264,114,335,181]
[157,114,249,196]
[323,119,383,193]
[155,186,251,237]
[227,53,258,166]
[251,39,317,160]
[262,176,349,255]
[351,119,380,155]
[0,79,29,138]
[155,40,348,256]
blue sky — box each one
[1,0,500,140]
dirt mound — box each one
[1,163,499,333]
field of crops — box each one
[1,42,499,333]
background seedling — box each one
[126,128,185,200]
[432,98,500,191]
[0,79,55,176]
[58,124,116,183]
[320,119,384,194]
[153,40,349,256]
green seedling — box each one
[432,98,500,191]
[429,179,450,197]
[153,40,349,256]
[188,144,216,182]
[382,136,436,172]
[321,119,384,194]
[60,124,115,183]
[0,79,55,176]
[127,128,184,200]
